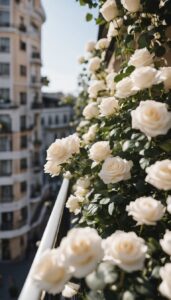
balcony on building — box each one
[30,75,41,88]
[31,51,41,65]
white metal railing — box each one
[19,178,69,300]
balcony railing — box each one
[19,178,69,300]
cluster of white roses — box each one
[66,176,90,215]
[44,133,80,177]
[32,227,148,296]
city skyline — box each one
[41,0,98,94]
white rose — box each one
[88,80,106,98]
[75,187,88,197]
[167,196,171,214]
[106,72,117,92]
[99,97,119,117]
[159,67,171,90]
[89,57,101,72]
[85,41,96,52]
[126,197,165,225]
[66,195,84,215]
[131,100,171,137]
[62,282,80,298]
[60,227,104,278]
[46,139,70,164]
[31,249,71,294]
[100,0,119,22]
[115,77,136,99]
[121,0,140,12]
[44,161,61,177]
[131,67,160,90]
[128,48,154,68]
[107,18,123,38]
[82,124,98,144]
[160,230,171,256]
[96,38,110,50]
[76,177,90,189]
[103,231,147,272]
[83,103,99,120]
[89,141,111,162]
[78,56,85,64]
[159,263,171,299]
[66,133,80,154]
[99,156,133,184]
[146,160,171,191]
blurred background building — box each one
[0,0,46,261]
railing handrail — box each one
[19,178,69,300]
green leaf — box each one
[86,13,93,22]
[108,203,114,215]
[100,198,110,205]
[158,139,171,152]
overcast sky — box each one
[41,0,97,94]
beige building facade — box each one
[0,0,46,260]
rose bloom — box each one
[76,176,90,189]
[146,160,171,191]
[60,227,104,278]
[103,231,147,272]
[160,230,171,256]
[167,196,171,214]
[88,80,106,98]
[78,56,85,64]
[159,263,171,299]
[31,249,71,295]
[46,139,70,164]
[131,67,160,90]
[159,67,171,90]
[85,41,96,52]
[99,156,133,184]
[89,141,111,162]
[100,0,119,22]
[44,161,61,177]
[99,97,119,117]
[75,186,88,197]
[62,282,80,298]
[128,48,154,68]
[115,77,137,99]
[96,38,110,50]
[106,72,117,92]
[66,195,84,215]
[65,133,80,155]
[83,103,99,120]
[107,18,123,38]
[121,0,140,12]
[89,57,101,72]
[131,100,171,137]
[126,197,165,225]
[82,124,98,144]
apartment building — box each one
[0,0,46,261]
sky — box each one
[41,0,98,94]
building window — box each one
[0,160,12,176]
[20,65,27,76]
[20,115,27,131]
[0,63,10,76]
[20,158,27,170]
[48,116,52,125]
[0,0,10,5]
[0,136,11,151]
[20,92,27,105]
[41,117,44,126]
[20,181,27,193]
[55,116,59,124]
[63,114,68,123]
[0,88,10,103]
[20,40,26,51]
[0,37,10,52]
[20,135,27,148]
[0,185,12,203]
[0,11,10,27]
[0,115,11,132]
